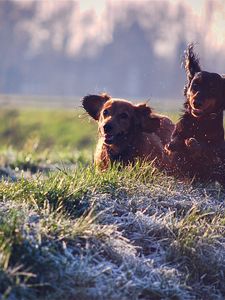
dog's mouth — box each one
[190,97,217,118]
[104,132,125,145]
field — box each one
[0,100,224,300]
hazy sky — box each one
[3,0,225,96]
[18,0,225,59]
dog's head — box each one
[184,44,225,118]
[82,93,160,147]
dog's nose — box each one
[193,98,202,108]
[103,123,113,134]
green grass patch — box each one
[0,108,97,151]
[0,106,224,299]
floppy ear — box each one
[183,43,201,96]
[135,103,160,133]
[82,93,111,120]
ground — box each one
[0,104,224,300]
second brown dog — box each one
[82,93,174,170]
[165,44,225,184]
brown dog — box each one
[82,93,174,170]
[165,44,225,184]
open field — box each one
[0,99,224,300]
[0,94,180,174]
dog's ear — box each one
[82,93,111,120]
[183,43,201,96]
[135,104,160,133]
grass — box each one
[0,108,96,150]
[0,108,97,174]
[0,106,224,299]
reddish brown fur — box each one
[165,44,225,185]
[82,94,174,170]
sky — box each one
[3,0,224,97]
[18,0,225,59]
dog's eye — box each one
[103,109,109,117]
[120,112,129,119]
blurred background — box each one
[0,0,224,173]
[0,0,224,103]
